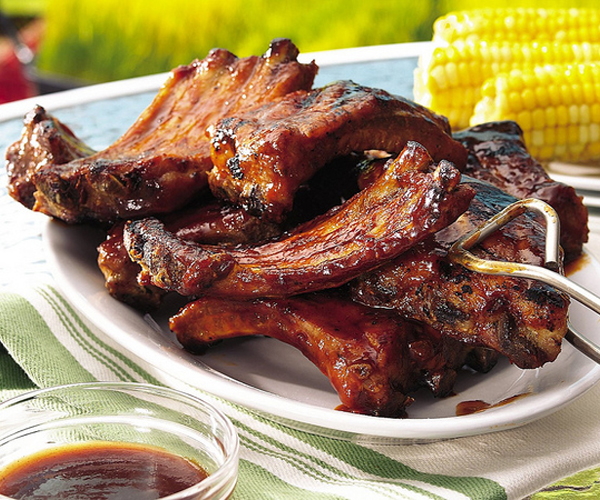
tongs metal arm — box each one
[448,198,600,364]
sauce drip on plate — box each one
[565,253,590,276]
[0,441,208,500]
[456,392,531,416]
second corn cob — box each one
[471,63,600,164]
[414,39,600,131]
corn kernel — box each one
[590,123,600,142]
[522,88,536,110]
[579,124,590,145]
[498,92,510,115]
[538,145,555,160]
[568,124,579,144]
[530,129,545,146]
[548,85,561,106]
[532,108,545,128]
[517,110,532,130]
[580,104,591,124]
[545,127,556,145]
[568,104,580,124]
[545,107,557,127]
[556,105,569,126]
[556,126,567,145]
[429,66,447,92]
[555,143,568,157]
[535,86,550,108]
[560,83,574,104]
[591,103,600,123]
[446,61,460,88]
[508,91,522,112]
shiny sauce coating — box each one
[0,441,208,499]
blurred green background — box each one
[4,0,600,84]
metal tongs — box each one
[448,198,600,364]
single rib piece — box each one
[208,80,468,221]
[124,142,474,299]
[98,221,166,311]
[170,292,476,417]
[16,39,317,224]
[453,120,588,261]
[352,176,569,369]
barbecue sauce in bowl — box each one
[0,441,209,499]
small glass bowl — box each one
[0,382,239,499]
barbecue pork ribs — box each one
[97,198,281,310]
[6,106,95,210]
[170,291,491,417]
[123,142,474,299]
[208,80,468,221]
[7,39,317,224]
[352,176,570,369]
[5,38,583,417]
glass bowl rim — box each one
[0,381,240,500]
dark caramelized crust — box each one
[208,80,468,221]
[98,200,281,310]
[6,106,95,210]
[170,292,475,417]
[352,177,569,369]
[124,142,474,299]
[454,120,589,261]
[21,39,317,224]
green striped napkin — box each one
[1,282,600,500]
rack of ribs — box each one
[170,291,491,417]
[123,141,474,298]
[208,80,468,221]
[96,154,362,311]
[7,38,318,224]
[351,177,569,369]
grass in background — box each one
[1,0,45,16]
[33,0,600,83]
[36,0,437,83]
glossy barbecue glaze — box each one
[171,291,485,417]
[352,177,570,369]
[209,80,468,221]
[8,39,317,224]
[97,199,281,310]
[124,142,474,298]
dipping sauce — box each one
[0,441,208,500]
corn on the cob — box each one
[471,63,600,163]
[413,40,600,130]
[433,8,600,45]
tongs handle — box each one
[449,198,600,364]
